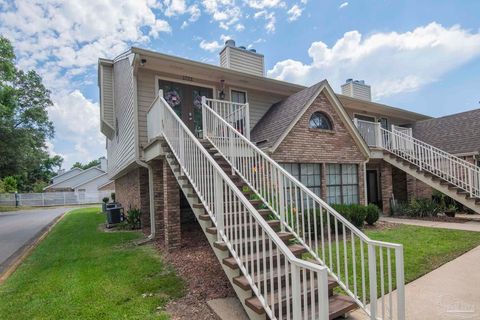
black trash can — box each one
[106,206,124,225]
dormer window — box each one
[309,112,332,130]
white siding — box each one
[137,69,157,148]
[245,89,285,129]
[74,174,111,193]
[221,46,264,77]
[107,57,136,178]
[100,63,115,137]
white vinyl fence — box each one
[0,191,111,207]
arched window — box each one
[309,112,332,130]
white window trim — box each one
[154,75,216,98]
[229,87,248,103]
[353,113,376,122]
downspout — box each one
[136,160,156,240]
[131,52,156,240]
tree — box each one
[71,159,101,170]
[0,36,62,192]
[3,176,17,192]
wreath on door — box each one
[165,89,182,107]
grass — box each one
[310,224,480,300]
[0,207,184,320]
[0,205,35,212]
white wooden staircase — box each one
[355,120,480,213]
[146,94,406,320]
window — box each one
[354,114,375,123]
[378,117,388,130]
[327,164,359,204]
[231,90,247,104]
[309,112,332,130]
[281,163,322,197]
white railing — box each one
[150,91,330,320]
[354,119,480,199]
[204,98,250,140]
[147,97,163,141]
[0,191,112,207]
[203,102,405,320]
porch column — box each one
[163,161,181,251]
[151,159,165,240]
[380,162,393,214]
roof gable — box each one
[251,80,370,157]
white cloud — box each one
[254,10,276,33]
[0,0,171,168]
[180,4,201,29]
[268,22,480,99]
[235,23,245,31]
[202,0,242,30]
[163,0,187,16]
[247,38,266,49]
[47,90,105,168]
[339,2,348,9]
[199,39,224,52]
[287,4,302,21]
[245,0,285,9]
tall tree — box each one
[0,36,62,192]
[71,159,101,170]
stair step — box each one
[192,203,204,209]
[214,231,295,252]
[206,220,281,236]
[222,244,306,270]
[234,264,336,293]
[198,214,211,221]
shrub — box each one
[125,208,142,229]
[365,204,380,225]
[3,176,17,193]
[102,197,109,204]
[405,198,440,217]
[111,192,116,202]
[331,204,366,230]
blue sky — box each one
[1,0,479,169]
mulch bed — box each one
[156,222,235,320]
[363,220,400,231]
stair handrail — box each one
[382,126,480,198]
[151,91,330,320]
[204,97,250,140]
[202,101,405,320]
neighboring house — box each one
[98,40,480,319]
[44,158,114,193]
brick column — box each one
[321,163,328,200]
[406,175,432,201]
[151,159,165,240]
[163,162,181,251]
[380,162,393,214]
[139,167,150,228]
[358,162,366,205]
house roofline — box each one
[44,166,106,190]
[71,172,108,189]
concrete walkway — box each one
[381,216,480,232]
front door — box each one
[366,170,380,206]
[158,79,213,136]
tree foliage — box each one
[0,36,62,192]
[71,159,101,170]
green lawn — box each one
[319,225,480,300]
[0,207,184,320]
[367,225,480,283]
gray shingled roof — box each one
[251,81,326,149]
[411,109,480,155]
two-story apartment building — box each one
[98,40,480,320]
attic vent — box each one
[219,40,265,77]
[99,61,115,138]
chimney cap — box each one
[225,39,236,47]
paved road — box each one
[0,207,73,272]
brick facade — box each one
[406,176,433,201]
[115,167,149,213]
[380,162,393,214]
[163,162,181,251]
[271,92,368,205]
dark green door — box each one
[158,79,213,136]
